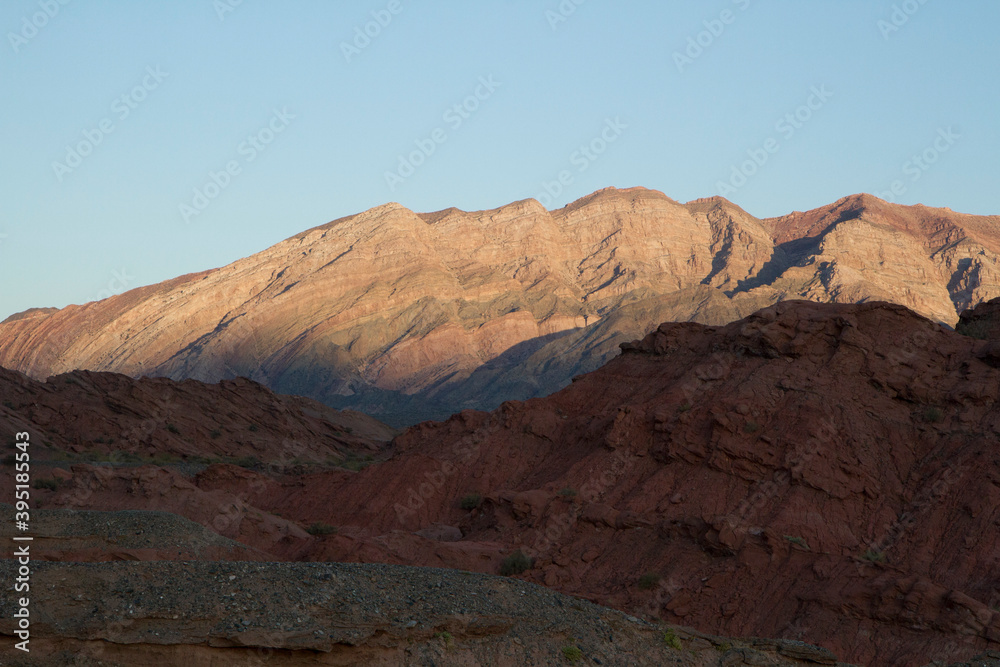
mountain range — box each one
[1,187,998,426]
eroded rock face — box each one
[1,188,998,425]
[0,366,393,465]
[9,300,1000,666]
[248,301,1000,666]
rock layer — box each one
[1,188,998,425]
[6,300,1000,665]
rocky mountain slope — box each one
[0,561,859,667]
[1,188,997,425]
[5,298,1000,665]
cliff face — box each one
[7,299,1000,666]
[1,187,998,425]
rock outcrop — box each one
[7,300,1000,665]
[0,188,997,425]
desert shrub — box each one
[784,535,809,549]
[743,420,760,434]
[862,548,886,563]
[499,549,533,576]
[33,478,60,491]
[459,493,482,510]
[339,453,375,471]
[956,319,993,340]
[235,455,260,469]
[923,406,943,423]
[662,629,682,649]
[306,522,337,536]
[678,402,692,413]
[557,487,577,498]
[561,645,583,662]
[248,424,259,432]
[434,631,453,648]
[637,572,661,590]
[210,429,222,439]
[166,423,180,434]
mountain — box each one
[1,187,998,426]
[6,298,1000,665]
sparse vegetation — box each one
[662,629,683,650]
[248,424,259,432]
[923,406,943,423]
[166,423,181,434]
[3,400,15,409]
[956,319,993,340]
[499,549,533,576]
[33,478,60,491]
[716,641,733,652]
[561,645,583,662]
[637,572,661,590]
[210,429,222,439]
[339,453,375,471]
[743,420,760,434]
[557,487,577,498]
[306,522,338,536]
[459,492,482,510]
[862,548,886,563]
[234,455,261,469]
[784,535,809,549]
[678,402,692,413]
[434,631,453,648]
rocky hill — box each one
[0,560,862,667]
[0,188,997,425]
[6,298,1000,665]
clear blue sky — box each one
[1,0,997,320]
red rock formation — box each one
[10,300,1000,665]
[245,300,999,666]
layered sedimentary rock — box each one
[8,300,1000,665]
[0,188,997,425]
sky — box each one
[1,0,997,320]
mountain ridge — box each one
[1,186,998,425]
